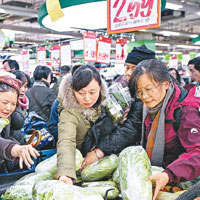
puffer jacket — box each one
[26,80,56,121]
[57,74,107,180]
[143,84,200,182]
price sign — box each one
[97,36,112,64]
[107,0,161,34]
[37,46,46,65]
[83,32,97,62]
[51,45,60,67]
[115,38,127,64]
[21,49,29,72]
[61,44,72,66]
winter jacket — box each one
[96,99,143,155]
[57,74,107,180]
[143,84,200,182]
[48,99,59,142]
[26,80,57,121]
[0,116,25,161]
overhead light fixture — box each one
[46,34,74,38]
[155,43,170,47]
[197,12,200,16]
[170,51,182,55]
[190,34,199,38]
[155,50,163,54]
[159,31,180,36]
[1,29,26,35]
[165,3,183,10]
[194,41,200,45]
[176,44,200,49]
[38,0,107,32]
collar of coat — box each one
[58,73,108,116]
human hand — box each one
[59,175,73,184]
[81,148,104,171]
[120,107,130,124]
[11,144,40,169]
[194,198,200,200]
[148,172,169,200]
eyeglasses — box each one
[137,84,161,98]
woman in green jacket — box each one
[57,65,107,184]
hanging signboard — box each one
[51,45,60,68]
[107,0,161,34]
[37,46,46,65]
[83,32,97,62]
[115,38,127,64]
[97,36,112,64]
[60,44,72,66]
[21,49,29,72]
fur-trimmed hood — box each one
[58,73,108,116]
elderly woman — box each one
[0,76,39,173]
[128,59,200,200]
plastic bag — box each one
[35,149,83,175]
[81,154,118,181]
[82,181,119,199]
[119,146,152,200]
[105,83,132,123]
[33,180,104,200]
[2,185,33,200]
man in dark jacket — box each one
[115,45,155,87]
[26,66,56,121]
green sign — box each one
[127,40,156,53]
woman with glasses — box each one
[129,59,200,200]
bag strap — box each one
[173,107,182,132]
[30,89,49,118]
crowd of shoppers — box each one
[0,51,200,199]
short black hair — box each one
[129,59,171,98]
[3,59,19,70]
[59,65,70,76]
[188,57,200,72]
[12,70,31,88]
[72,65,101,91]
[33,65,52,81]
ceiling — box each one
[0,0,200,55]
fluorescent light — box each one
[176,45,200,49]
[2,29,26,35]
[194,41,200,45]
[46,34,74,38]
[155,43,170,47]
[159,31,180,36]
[197,12,200,16]
[155,50,163,53]
[166,3,183,10]
[170,51,182,55]
[190,34,199,38]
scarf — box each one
[141,83,175,166]
[18,95,29,110]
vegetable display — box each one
[35,149,83,175]
[119,146,152,200]
[105,83,132,123]
[33,180,104,200]
[82,181,119,199]
[81,154,118,181]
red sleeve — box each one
[164,106,200,182]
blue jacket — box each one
[48,99,59,142]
